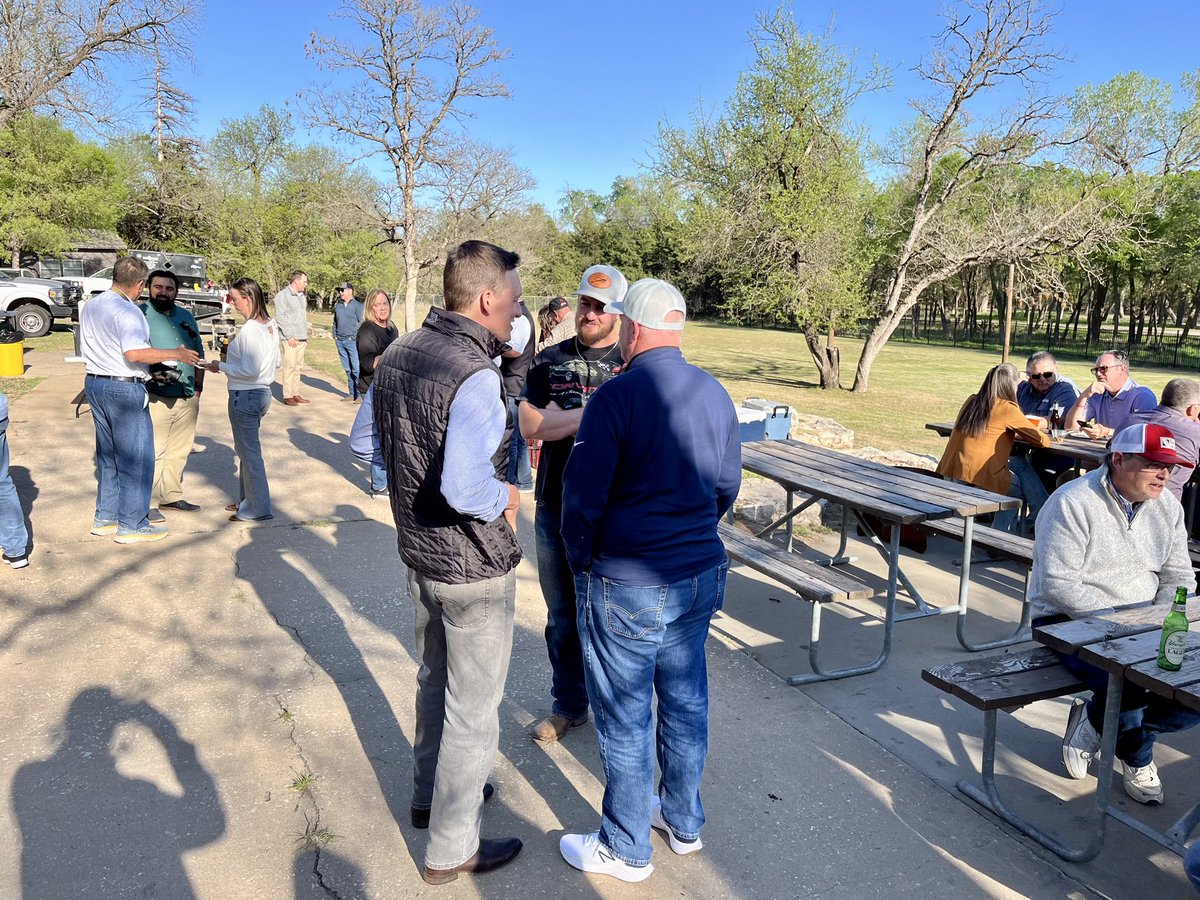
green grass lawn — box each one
[7,318,1195,459]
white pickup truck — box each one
[60,266,115,298]
[0,275,82,338]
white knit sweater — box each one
[219,318,281,390]
[1030,465,1195,619]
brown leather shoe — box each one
[421,837,522,884]
[294,395,310,403]
[530,713,589,743]
[283,397,300,406]
[411,783,494,829]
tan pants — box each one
[149,393,200,506]
[281,339,307,398]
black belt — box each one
[87,373,145,383]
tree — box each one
[851,0,1133,391]
[657,9,886,388]
[0,0,194,130]
[302,0,531,331]
[0,114,123,265]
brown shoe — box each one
[294,395,310,403]
[283,398,300,406]
[421,837,522,884]
[530,713,589,743]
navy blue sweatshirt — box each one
[561,346,741,584]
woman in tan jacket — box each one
[936,363,1052,534]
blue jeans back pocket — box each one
[602,579,665,640]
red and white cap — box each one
[1110,423,1195,468]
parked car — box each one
[0,275,82,337]
[60,266,114,298]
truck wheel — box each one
[13,304,51,338]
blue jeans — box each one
[993,455,1049,535]
[506,396,531,489]
[1035,617,1200,767]
[1186,842,1200,891]
[409,568,516,870]
[370,462,387,492]
[228,388,272,519]
[85,376,153,532]
[535,503,588,719]
[336,338,360,398]
[575,558,729,866]
[0,418,28,557]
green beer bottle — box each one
[1157,587,1190,671]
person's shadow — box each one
[12,687,226,899]
[293,846,368,899]
[9,463,35,553]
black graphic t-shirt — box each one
[521,337,623,509]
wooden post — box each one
[1002,262,1015,364]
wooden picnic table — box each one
[1031,603,1200,860]
[925,421,1109,470]
[738,439,1018,681]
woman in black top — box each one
[356,289,399,393]
[356,289,399,498]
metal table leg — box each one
[788,526,898,684]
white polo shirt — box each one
[80,289,152,379]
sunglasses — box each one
[1028,372,1055,381]
[1091,364,1123,375]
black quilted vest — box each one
[373,308,521,583]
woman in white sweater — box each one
[203,277,281,521]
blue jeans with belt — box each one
[85,376,154,532]
[335,338,360,399]
[228,388,272,519]
[575,558,729,866]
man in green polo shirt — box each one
[140,269,206,521]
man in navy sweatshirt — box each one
[558,278,741,883]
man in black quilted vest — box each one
[368,240,523,884]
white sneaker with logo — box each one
[559,832,653,883]
[1121,760,1164,805]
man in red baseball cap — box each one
[1031,422,1198,806]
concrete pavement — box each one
[0,338,1182,898]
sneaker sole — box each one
[1124,785,1164,806]
[90,525,118,536]
[114,532,170,544]
[6,559,29,569]
[559,838,654,883]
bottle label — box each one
[1164,631,1187,666]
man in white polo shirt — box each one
[80,257,200,543]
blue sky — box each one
[155,1,1200,213]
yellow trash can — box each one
[0,335,23,377]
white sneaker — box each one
[1121,761,1164,805]
[559,832,653,883]
[650,797,702,855]
[1062,698,1101,780]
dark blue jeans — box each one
[576,558,729,866]
[535,502,588,720]
[1036,615,1200,767]
[85,376,153,532]
[336,338,360,398]
[506,396,532,489]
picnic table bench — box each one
[926,600,1200,862]
[718,521,874,685]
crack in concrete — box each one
[312,847,345,900]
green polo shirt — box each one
[138,302,205,398]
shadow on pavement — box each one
[12,687,225,899]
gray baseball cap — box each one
[573,265,628,307]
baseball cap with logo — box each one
[548,296,570,311]
[573,265,628,307]
[1111,423,1195,467]
[603,278,686,331]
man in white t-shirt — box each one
[80,257,200,544]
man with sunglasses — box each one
[1017,351,1078,427]
[1031,423,1198,805]
[1064,349,1156,439]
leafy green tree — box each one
[657,9,885,387]
[0,114,123,265]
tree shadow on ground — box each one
[12,687,226,900]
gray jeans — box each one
[408,567,516,870]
